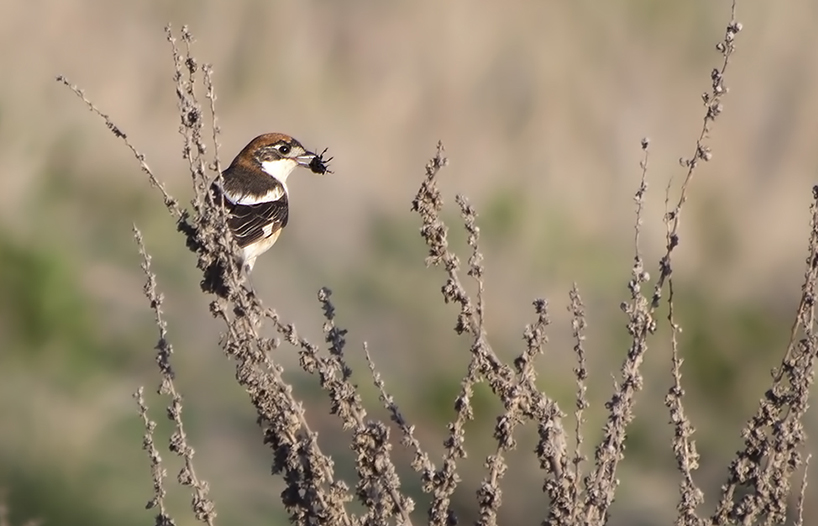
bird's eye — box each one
[278,144,291,155]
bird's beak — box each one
[296,151,317,167]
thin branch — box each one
[134,226,216,526]
[55,76,183,218]
[652,0,741,309]
[795,454,811,526]
[568,285,589,525]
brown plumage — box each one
[211,133,331,271]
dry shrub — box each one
[56,2,816,524]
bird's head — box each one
[232,132,332,184]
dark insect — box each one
[309,148,334,175]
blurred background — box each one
[1,0,817,524]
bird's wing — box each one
[211,180,289,248]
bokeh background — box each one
[1,0,817,524]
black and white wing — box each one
[224,196,289,247]
[211,170,289,248]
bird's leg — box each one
[242,264,258,297]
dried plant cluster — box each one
[56,2,817,525]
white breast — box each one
[241,226,282,271]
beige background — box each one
[0,1,816,524]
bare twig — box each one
[652,0,741,309]
[585,3,742,520]
[412,143,568,526]
[795,454,811,526]
[55,76,183,218]
[134,226,217,525]
[712,186,818,524]
[568,285,589,524]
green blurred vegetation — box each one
[0,231,108,379]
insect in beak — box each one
[307,148,333,174]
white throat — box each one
[261,159,298,188]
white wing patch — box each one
[215,180,286,205]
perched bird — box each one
[211,133,331,272]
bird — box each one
[210,132,331,272]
